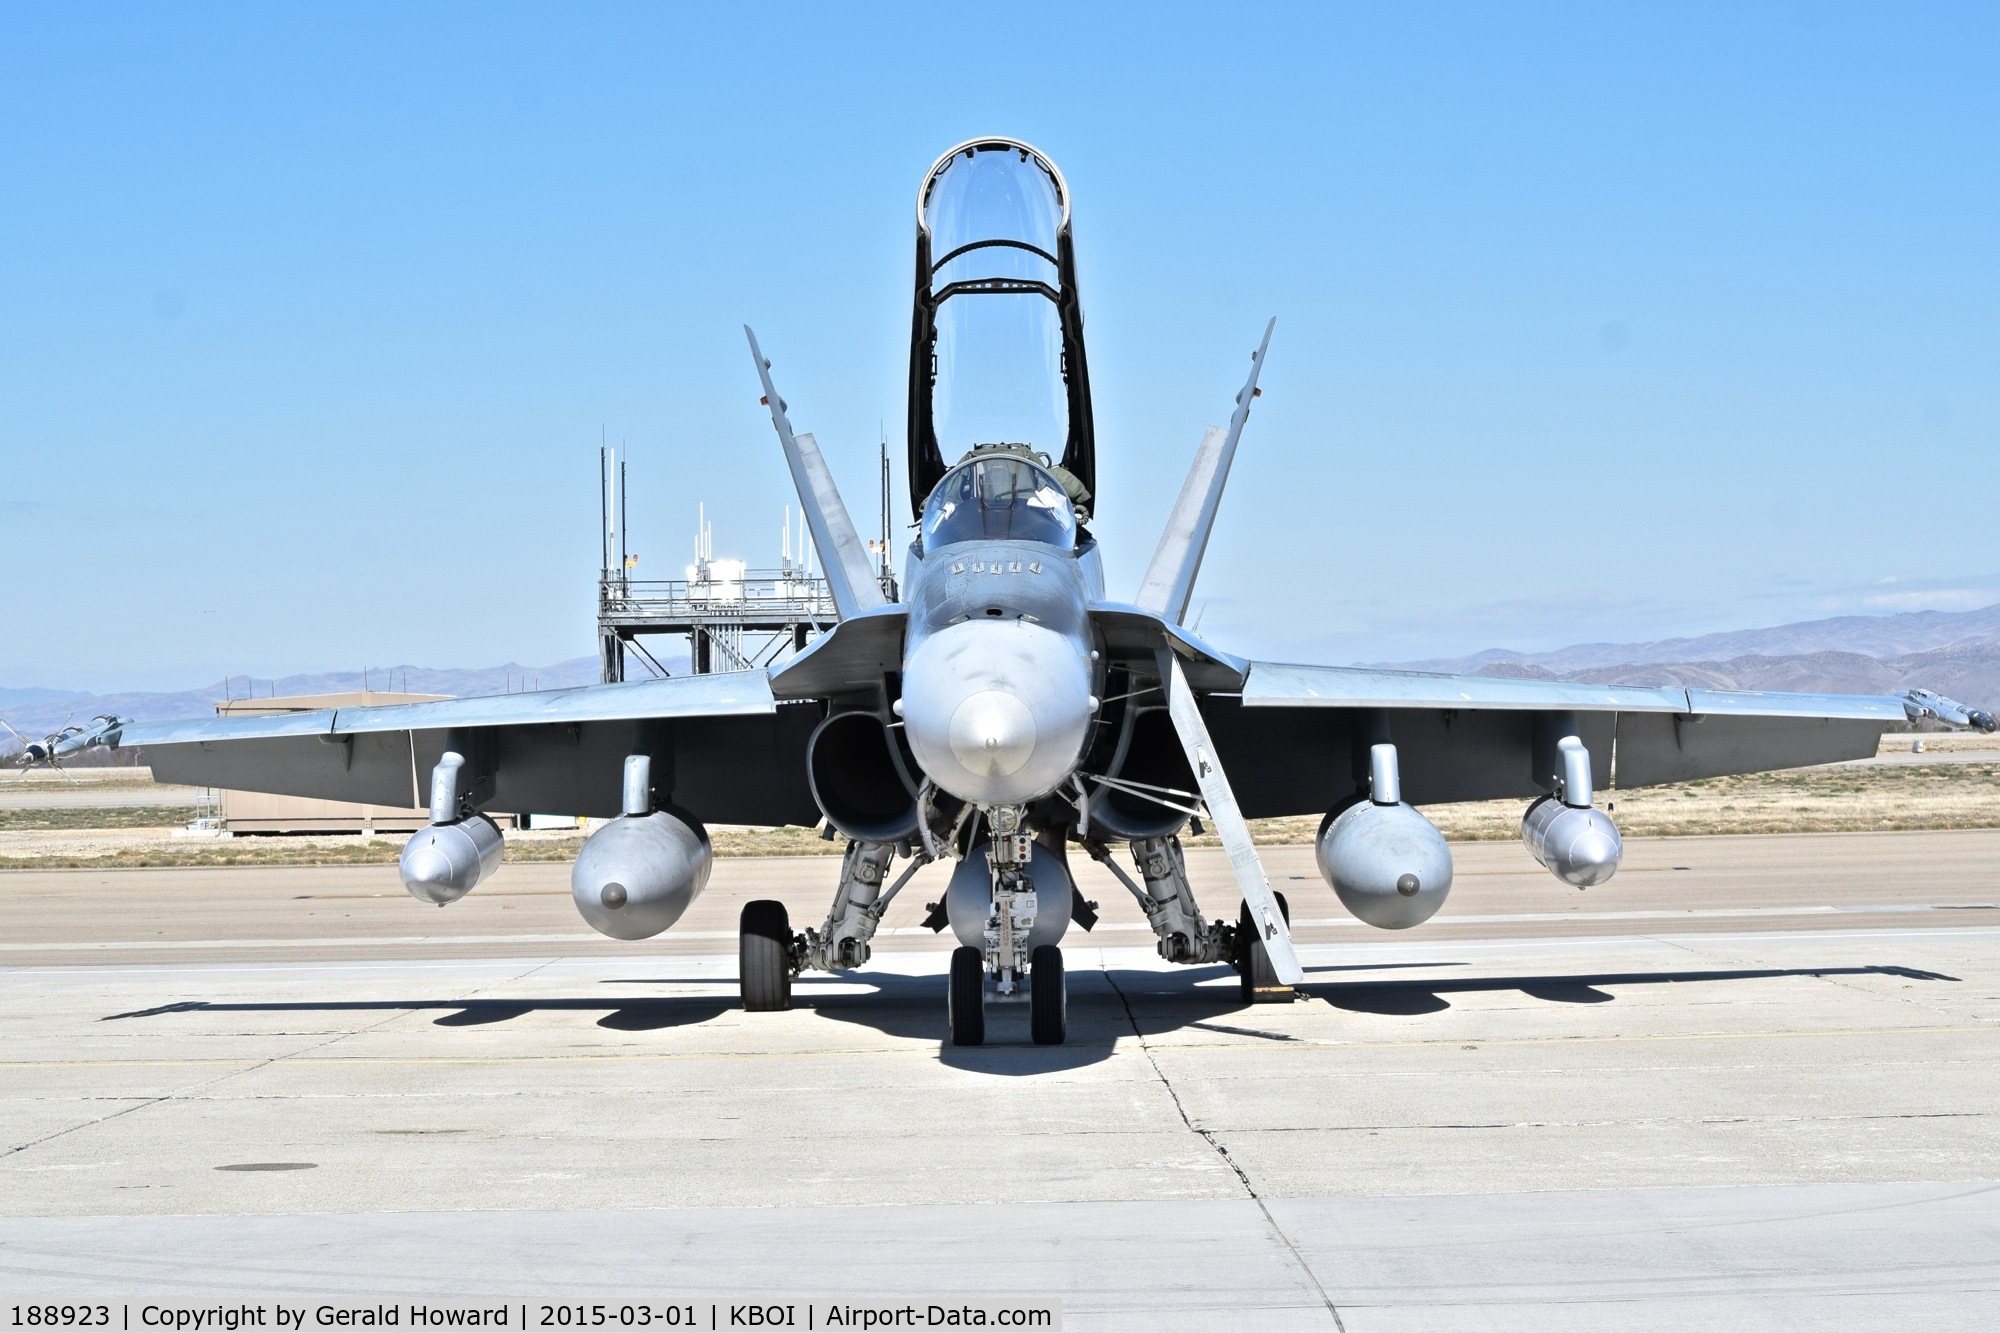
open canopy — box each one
[907,139,1095,517]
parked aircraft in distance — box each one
[42,137,1996,1045]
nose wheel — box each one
[948,946,985,1045]
[948,944,1069,1046]
[1030,944,1066,1045]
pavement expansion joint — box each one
[1099,958,1348,1330]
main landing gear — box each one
[1236,890,1292,1005]
[735,837,930,1015]
[739,899,794,1012]
[1088,834,1296,1003]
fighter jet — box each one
[56,137,1995,1046]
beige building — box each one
[215,691,521,834]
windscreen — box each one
[924,145,1069,459]
[923,457,1077,550]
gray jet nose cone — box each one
[901,619,1093,806]
[947,690,1038,778]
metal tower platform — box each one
[598,565,837,681]
[592,443,895,683]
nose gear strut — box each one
[984,805,1037,996]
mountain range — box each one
[0,658,607,752]
[1380,602,2000,710]
[1385,602,2000,675]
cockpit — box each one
[907,139,1097,520]
[922,452,1078,551]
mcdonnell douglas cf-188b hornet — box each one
[39,138,1995,1045]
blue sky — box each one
[3,3,1995,691]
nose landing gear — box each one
[946,805,1072,1046]
[947,943,1067,1047]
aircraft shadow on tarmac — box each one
[95,962,1956,1075]
[98,995,739,1031]
[1298,963,1958,1016]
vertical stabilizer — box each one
[744,327,890,619]
[1134,319,1276,624]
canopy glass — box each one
[922,456,1077,550]
[923,145,1069,461]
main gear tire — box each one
[740,899,794,1012]
[1030,944,1067,1046]
[948,945,986,1046]
[1237,890,1293,1005]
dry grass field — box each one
[1208,758,2000,848]
[0,805,203,831]
[0,768,157,792]
[1,737,1994,869]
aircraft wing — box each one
[1240,663,1695,714]
[105,672,823,825]
[1187,659,1984,819]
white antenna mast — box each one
[878,430,893,587]
[605,439,616,571]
